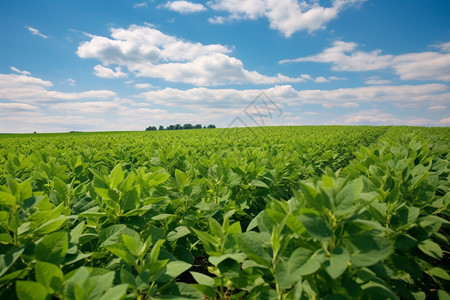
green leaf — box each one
[190,272,214,287]
[334,178,362,215]
[324,246,350,279]
[16,281,49,300]
[35,261,64,293]
[237,232,271,268]
[175,169,190,189]
[110,164,124,189]
[349,235,392,267]
[0,247,25,277]
[251,179,269,188]
[299,213,332,242]
[0,191,15,207]
[98,284,128,300]
[275,248,312,289]
[167,226,191,242]
[34,215,70,235]
[99,225,139,248]
[34,232,68,265]
[218,258,240,278]
[157,261,192,282]
[428,267,450,280]
[0,233,12,244]
[418,239,443,259]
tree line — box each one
[145,124,216,131]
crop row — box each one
[0,126,448,299]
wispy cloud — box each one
[26,26,48,38]
[133,2,147,8]
[10,66,31,75]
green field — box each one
[0,126,449,299]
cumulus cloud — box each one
[26,26,48,38]
[0,73,116,103]
[281,40,450,82]
[162,1,207,13]
[207,0,365,37]
[93,65,128,78]
[77,25,305,85]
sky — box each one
[0,0,449,133]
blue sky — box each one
[0,0,449,132]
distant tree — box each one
[207,124,216,129]
[158,125,164,130]
[183,123,193,130]
[174,124,182,130]
[167,125,175,130]
[203,126,206,129]
[33,131,37,134]
[194,124,202,129]
[145,126,157,131]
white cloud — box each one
[208,0,365,37]
[432,41,450,53]
[77,25,304,86]
[26,26,48,39]
[50,101,120,114]
[428,105,446,110]
[0,73,116,103]
[162,1,207,13]
[133,2,147,8]
[134,83,154,89]
[10,66,31,76]
[0,103,38,113]
[67,78,76,86]
[93,65,128,78]
[364,76,391,85]
[137,83,448,111]
[281,40,450,82]
[439,117,450,125]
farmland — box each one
[0,126,449,299]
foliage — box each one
[0,126,448,299]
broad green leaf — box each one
[190,272,214,287]
[334,178,362,215]
[418,239,443,259]
[110,164,124,189]
[35,261,64,293]
[157,261,192,282]
[99,225,139,248]
[16,281,49,300]
[237,232,271,268]
[34,215,71,235]
[167,226,191,242]
[175,169,190,189]
[209,253,246,266]
[218,258,240,278]
[98,284,128,300]
[324,246,350,279]
[299,213,332,242]
[0,247,25,277]
[428,267,450,280]
[251,179,269,188]
[0,191,15,207]
[275,248,312,289]
[349,235,392,267]
[34,232,68,265]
